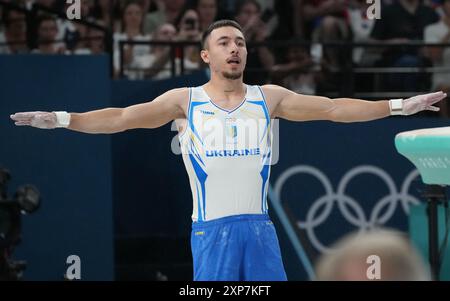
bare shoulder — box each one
[260,85,294,115]
[157,87,190,116]
[159,87,190,103]
[261,84,287,92]
[261,85,293,101]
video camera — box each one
[0,167,40,280]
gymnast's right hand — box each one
[10,111,60,129]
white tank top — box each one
[178,84,272,222]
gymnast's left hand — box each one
[402,91,447,115]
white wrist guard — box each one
[54,111,71,128]
[389,99,404,115]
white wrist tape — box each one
[54,111,71,128]
[389,99,404,115]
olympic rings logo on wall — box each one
[273,165,421,254]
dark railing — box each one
[118,40,201,79]
[118,39,450,99]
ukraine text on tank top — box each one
[178,84,272,222]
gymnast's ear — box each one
[201,49,210,65]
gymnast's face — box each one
[201,26,247,80]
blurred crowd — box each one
[1,0,450,116]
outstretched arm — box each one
[264,85,447,122]
[10,88,188,134]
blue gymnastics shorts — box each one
[191,214,287,281]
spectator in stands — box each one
[174,8,203,74]
[347,0,377,66]
[32,15,67,54]
[425,0,450,117]
[57,0,94,54]
[87,23,106,55]
[302,0,350,70]
[194,0,219,32]
[217,0,273,19]
[144,16,204,80]
[143,23,178,79]
[301,0,348,95]
[69,23,91,54]
[370,0,439,92]
[143,0,186,34]
[256,0,279,38]
[113,1,151,79]
[234,0,275,85]
[270,41,317,95]
[343,0,378,93]
[92,0,121,32]
[0,8,28,54]
[315,229,431,281]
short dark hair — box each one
[201,19,243,49]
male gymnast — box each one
[10,20,447,281]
